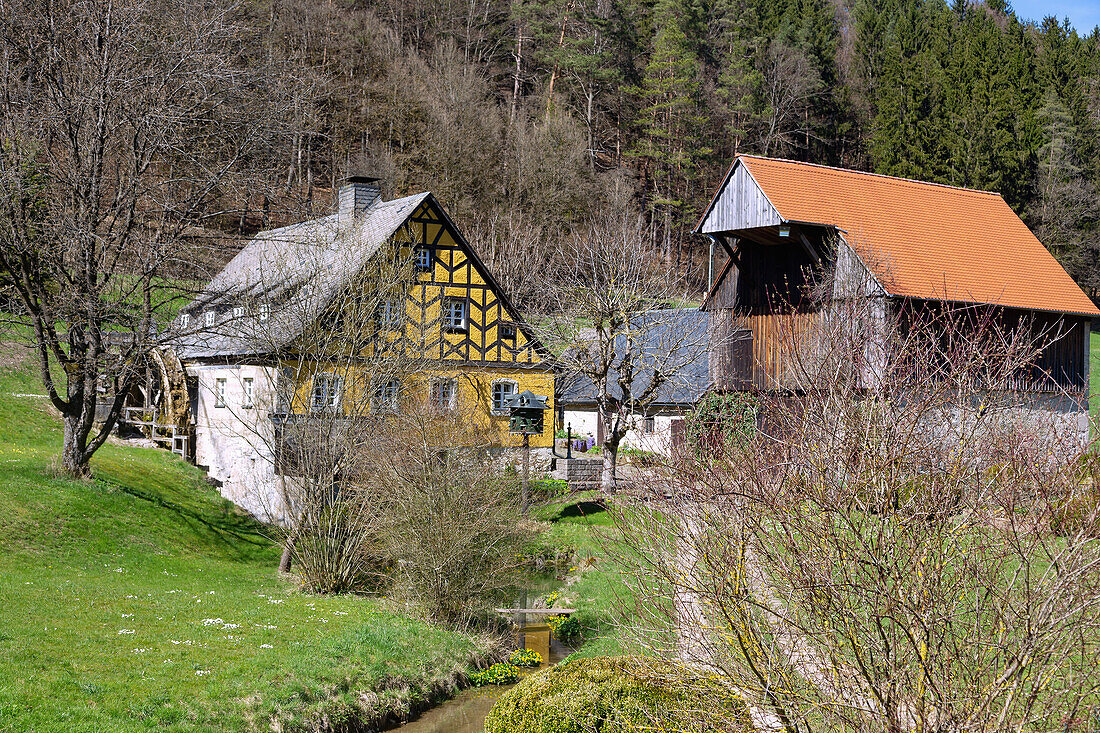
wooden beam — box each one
[494,608,576,615]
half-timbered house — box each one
[170,177,555,521]
[696,155,1098,447]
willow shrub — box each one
[483,656,750,733]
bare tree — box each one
[605,294,1100,733]
[758,41,823,158]
[541,205,708,488]
[0,0,284,476]
[188,224,434,580]
[353,402,527,625]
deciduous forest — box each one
[32,0,1100,303]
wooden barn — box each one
[695,155,1099,447]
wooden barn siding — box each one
[701,165,782,233]
[712,303,1086,394]
[892,302,1088,393]
[710,309,820,391]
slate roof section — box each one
[174,193,429,359]
[557,309,711,408]
[699,155,1099,318]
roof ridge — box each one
[738,155,1003,197]
[252,191,430,240]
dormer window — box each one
[204,311,216,327]
[442,297,467,332]
[414,245,432,271]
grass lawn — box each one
[0,344,482,733]
[532,496,641,659]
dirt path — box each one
[673,501,880,732]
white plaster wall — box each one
[562,409,599,443]
[188,364,292,524]
[562,407,685,457]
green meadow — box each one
[0,343,483,732]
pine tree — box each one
[627,0,711,263]
[712,0,762,153]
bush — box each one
[509,649,543,667]
[618,446,662,466]
[686,392,757,459]
[483,656,751,733]
[470,662,520,686]
[1051,483,1100,537]
[546,614,581,643]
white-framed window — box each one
[376,299,401,329]
[242,377,254,408]
[414,244,432,270]
[429,378,457,411]
[311,374,342,412]
[233,305,245,319]
[180,312,191,329]
[204,310,216,327]
[491,380,517,414]
[259,302,270,321]
[373,378,401,412]
[214,378,227,408]
[442,297,467,331]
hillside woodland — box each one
[3,0,1100,310]
[210,0,1100,305]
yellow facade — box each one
[283,197,555,448]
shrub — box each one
[469,662,520,686]
[546,614,581,643]
[509,649,543,667]
[483,656,750,733]
[1051,483,1100,537]
[686,392,757,459]
[618,446,662,466]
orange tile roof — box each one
[722,155,1098,317]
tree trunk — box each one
[601,439,619,491]
[61,414,92,478]
[279,531,296,574]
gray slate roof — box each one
[557,308,711,408]
[174,193,429,359]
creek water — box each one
[392,577,573,733]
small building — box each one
[557,309,711,457]
[169,178,555,522]
[696,155,1098,447]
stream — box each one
[392,576,573,733]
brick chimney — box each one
[338,175,382,225]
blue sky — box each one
[1011,0,1100,33]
